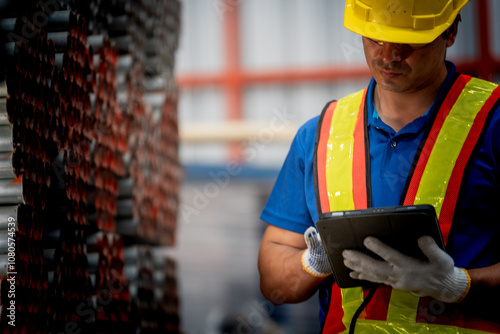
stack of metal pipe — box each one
[48,9,111,332]
[86,33,121,232]
[123,246,180,333]
[123,245,156,331]
[87,231,130,333]
[0,0,181,331]
[66,4,132,332]
[111,0,181,246]
[109,2,183,330]
[142,0,181,247]
[44,227,93,332]
[110,0,151,242]
[153,252,181,333]
[0,4,68,331]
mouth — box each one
[380,70,402,79]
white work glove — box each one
[301,226,332,278]
[342,236,471,303]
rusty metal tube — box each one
[0,205,17,230]
[116,198,133,217]
[0,254,8,278]
[1,42,15,58]
[0,152,16,179]
[0,177,22,204]
[0,125,13,152]
[0,17,16,32]
[47,31,69,52]
[86,252,99,273]
[0,81,7,98]
[0,231,11,253]
[115,217,139,235]
[0,97,9,125]
[46,10,72,32]
[117,177,133,198]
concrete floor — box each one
[174,178,321,334]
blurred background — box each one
[3,0,498,333]
[174,1,500,333]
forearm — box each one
[468,262,500,289]
[464,262,500,305]
[258,241,325,305]
[458,262,500,321]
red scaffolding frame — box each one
[177,0,500,160]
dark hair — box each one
[441,14,461,39]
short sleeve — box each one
[260,117,319,234]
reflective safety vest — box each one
[314,73,500,333]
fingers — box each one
[343,249,393,283]
[417,235,453,266]
[350,270,391,285]
[304,226,321,250]
[363,236,407,266]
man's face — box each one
[362,35,452,94]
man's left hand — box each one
[342,236,470,303]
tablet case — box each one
[316,204,445,288]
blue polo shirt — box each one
[260,62,500,324]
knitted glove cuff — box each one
[439,267,471,303]
[455,268,471,303]
[301,249,331,278]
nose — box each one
[379,43,403,63]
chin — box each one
[376,78,407,92]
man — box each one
[258,0,500,333]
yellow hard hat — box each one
[344,0,469,44]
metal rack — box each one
[0,0,181,332]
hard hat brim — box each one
[344,3,463,45]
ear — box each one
[444,16,460,48]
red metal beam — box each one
[474,0,496,81]
[243,66,372,84]
[223,5,244,161]
[177,65,373,87]
[224,3,242,121]
[177,57,500,89]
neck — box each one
[374,67,448,132]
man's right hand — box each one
[301,226,332,277]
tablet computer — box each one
[316,204,445,288]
